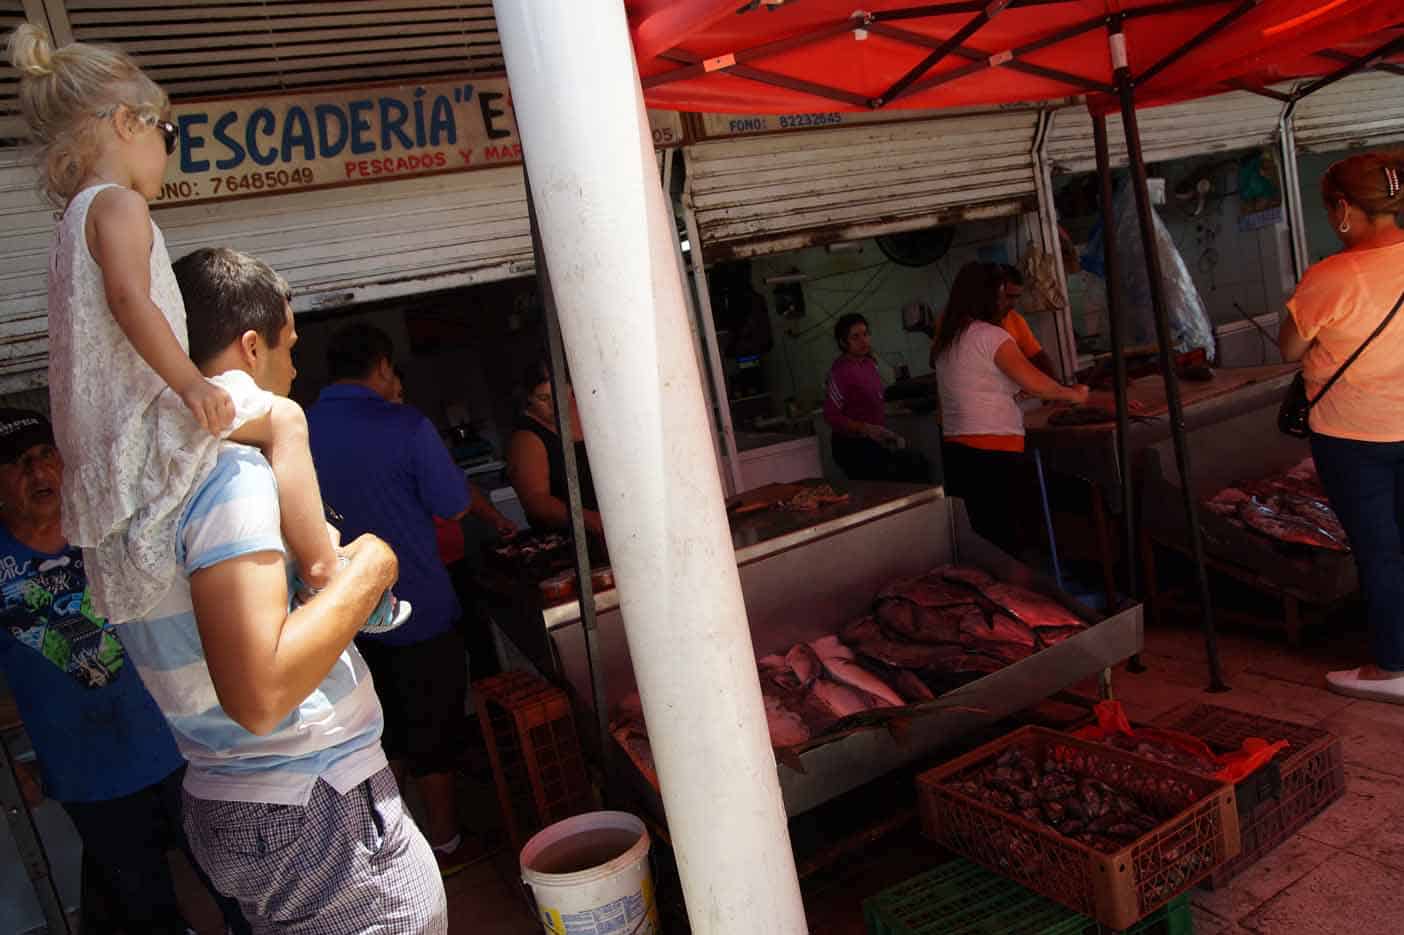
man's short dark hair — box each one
[326,323,395,382]
[998,263,1025,287]
[175,248,292,368]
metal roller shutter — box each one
[159,164,531,308]
[45,0,503,97]
[0,149,54,394]
[1046,91,1284,174]
[1292,72,1404,153]
[0,158,530,393]
[684,111,1041,260]
[3,1,52,140]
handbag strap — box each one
[1308,289,1404,408]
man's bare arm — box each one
[191,534,397,735]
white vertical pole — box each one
[491,4,809,933]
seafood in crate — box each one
[918,726,1240,931]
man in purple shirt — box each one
[306,323,515,877]
[823,313,929,483]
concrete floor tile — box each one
[1192,833,1338,924]
[446,858,537,935]
[1343,811,1404,874]
[1318,704,1404,779]
[1241,646,1367,690]
[1108,664,1207,723]
[1299,766,1404,849]
[1193,904,1239,935]
[1240,851,1404,935]
[1140,626,1270,678]
[1185,672,1355,727]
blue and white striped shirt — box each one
[118,444,386,805]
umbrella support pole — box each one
[1091,111,1148,675]
[1110,22,1229,692]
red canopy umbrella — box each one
[629,1,1401,113]
[625,0,1402,693]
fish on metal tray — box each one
[874,596,965,643]
[1238,498,1349,552]
[964,639,1034,665]
[839,615,884,645]
[762,694,811,748]
[985,612,1038,648]
[878,574,980,608]
[1035,626,1085,648]
[1203,487,1249,518]
[805,677,876,722]
[810,635,904,707]
[758,654,805,695]
[920,650,1007,675]
[893,669,936,703]
[980,582,1086,631]
[1279,495,1348,544]
[854,636,967,671]
[940,565,997,590]
[786,642,823,689]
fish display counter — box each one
[1139,403,1357,641]
[542,483,1144,817]
[1025,363,1300,509]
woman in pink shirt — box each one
[823,314,928,483]
[1279,151,1404,703]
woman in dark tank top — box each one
[505,361,602,535]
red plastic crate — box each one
[473,671,594,848]
[1154,703,1345,888]
[917,726,1240,931]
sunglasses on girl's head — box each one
[154,119,177,155]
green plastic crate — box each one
[864,860,1194,935]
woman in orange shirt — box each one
[1279,151,1404,703]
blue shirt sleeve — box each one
[409,415,472,521]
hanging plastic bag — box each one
[1112,181,1216,361]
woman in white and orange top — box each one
[1279,151,1404,703]
[933,262,1087,552]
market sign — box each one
[154,77,685,207]
[695,102,1049,139]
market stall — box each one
[539,484,1142,817]
[491,3,1404,930]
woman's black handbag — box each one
[1279,290,1404,438]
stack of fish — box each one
[1204,458,1348,553]
[611,565,1091,780]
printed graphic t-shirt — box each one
[0,527,182,802]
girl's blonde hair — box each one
[6,23,167,205]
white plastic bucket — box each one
[520,810,659,935]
